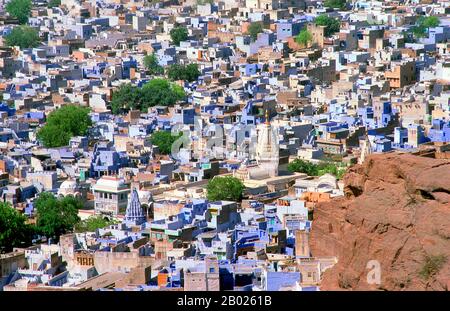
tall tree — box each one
[150,130,183,155]
[0,203,34,253]
[170,26,188,46]
[110,79,186,114]
[35,193,81,241]
[411,16,440,38]
[5,26,40,49]
[295,29,313,46]
[206,176,245,202]
[37,105,92,147]
[110,83,141,114]
[167,63,200,82]
[420,16,440,28]
[315,14,340,37]
[6,0,32,24]
[140,78,185,108]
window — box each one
[209,267,215,273]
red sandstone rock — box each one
[310,152,450,291]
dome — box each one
[93,176,128,192]
[58,179,80,196]
[137,190,154,204]
[317,174,337,191]
[234,163,249,181]
[60,179,78,190]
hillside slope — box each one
[310,152,450,290]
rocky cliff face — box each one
[310,152,450,290]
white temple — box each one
[124,188,147,226]
[255,109,279,178]
[234,110,279,181]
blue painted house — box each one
[276,20,305,40]
[0,103,16,116]
[264,271,301,291]
[121,57,138,79]
[428,119,450,143]
[82,62,107,79]
[90,143,129,177]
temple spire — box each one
[124,188,146,226]
[256,108,279,178]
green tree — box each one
[6,0,31,24]
[324,0,347,10]
[74,216,117,233]
[170,26,188,46]
[288,158,319,176]
[402,30,415,43]
[37,105,92,148]
[140,78,185,109]
[35,193,82,241]
[248,22,263,42]
[411,24,427,38]
[110,80,185,114]
[167,64,183,81]
[37,124,71,148]
[110,83,141,114]
[143,53,164,75]
[288,158,346,179]
[5,25,40,49]
[206,176,245,202]
[150,130,183,155]
[420,16,440,28]
[0,203,34,253]
[411,16,440,38]
[315,14,340,37]
[184,64,201,82]
[47,0,61,8]
[295,29,313,46]
[167,63,200,82]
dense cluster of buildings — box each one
[0,0,449,291]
